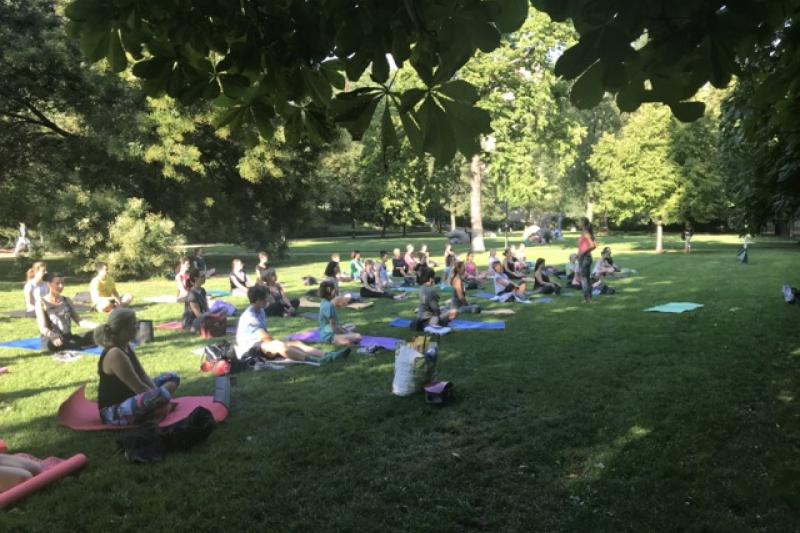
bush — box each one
[101,198,184,279]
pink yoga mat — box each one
[57,385,228,431]
[0,453,88,510]
[156,321,183,330]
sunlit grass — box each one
[1,232,799,531]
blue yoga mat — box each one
[207,290,232,298]
[534,297,554,304]
[388,319,505,330]
[0,337,103,355]
[472,292,497,300]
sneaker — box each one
[783,284,796,303]
[424,325,452,335]
[357,345,380,355]
[514,295,532,304]
[321,347,351,363]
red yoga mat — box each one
[57,385,228,431]
[0,453,88,510]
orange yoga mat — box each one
[57,385,228,431]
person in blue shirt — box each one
[236,285,348,363]
[319,280,362,346]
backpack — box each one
[158,406,216,452]
[201,340,238,373]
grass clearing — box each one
[1,233,799,531]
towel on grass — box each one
[644,302,704,313]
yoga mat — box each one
[156,321,183,330]
[393,287,419,292]
[0,453,88,510]
[0,310,32,319]
[207,290,232,298]
[472,292,498,300]
[533,297,554,304]
[299,298,374,310]
[143,295,178,304]
[644,302,704,314]
[388,319,505,330]
[57,385,229,432]
[482,309,515,316]
[0,338,102,356]
[288,330,401,350]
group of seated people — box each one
[565,246,620,293]
[22,261,133,353]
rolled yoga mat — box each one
[0,453,88,510]
[57,385,229,431]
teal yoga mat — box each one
[644,302,704,313]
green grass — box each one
[1,233,799,532]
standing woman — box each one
[36,273,95,351]
[23,261,48,317]
[577,217,597,303]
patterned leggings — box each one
[100,373,180,426]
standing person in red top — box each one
[577,217,597,303]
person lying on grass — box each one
[90,262,133,313]
[0,454,41,493]
[360,260,406,300]
[450,261,480,314]
[532,258,561,295]
[492,261,529,303]
[229,258,253,296]
[36,272,95,352]
[237,285,347,363]
[23,261,47,317]
[259,268,300,317]
[319,280,362,346]
[95,308,180,425]
[417,265,458,328]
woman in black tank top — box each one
[95,309,181,425]
[360,260,400,299]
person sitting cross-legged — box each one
[36,272,96,352]
[532,258,561,295]
[318,280,362,346]
[95,308,180,425]
[236,285,348,364]
[259,268,300,317]
[359,260,406,300]
[450,261,480,314]
[492,261,529,303]
[90,262,133,313]
[417,265,458,331]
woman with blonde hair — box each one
[23,261,47,317]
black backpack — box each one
[158,406,217,452]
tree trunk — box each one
[775,219,791,238]
[655,219,664,253]
[469,154,485,252]
[402,223,407,237]
[381,215,387,238]
[450,209,456,231]
[351,207,356,239]
[586,201,594,222]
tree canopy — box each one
[64,0,800,166]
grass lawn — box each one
[1,233,799,532]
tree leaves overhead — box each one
[64,0,525,163]
[540,0,800,123]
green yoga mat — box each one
[644,302,704,313]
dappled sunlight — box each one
[776,390,794,403]
[564,425,653,484]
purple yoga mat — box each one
[288,330,401,350]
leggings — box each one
[43,331,95,352]
[100,372,181,426]
[579,253,593,300]
[360,287,393,298]
[265,299,300,316]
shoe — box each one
[321,347,351,363]
[357,345,380,355]
[783,284,796,303]
[424,325,452,335]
